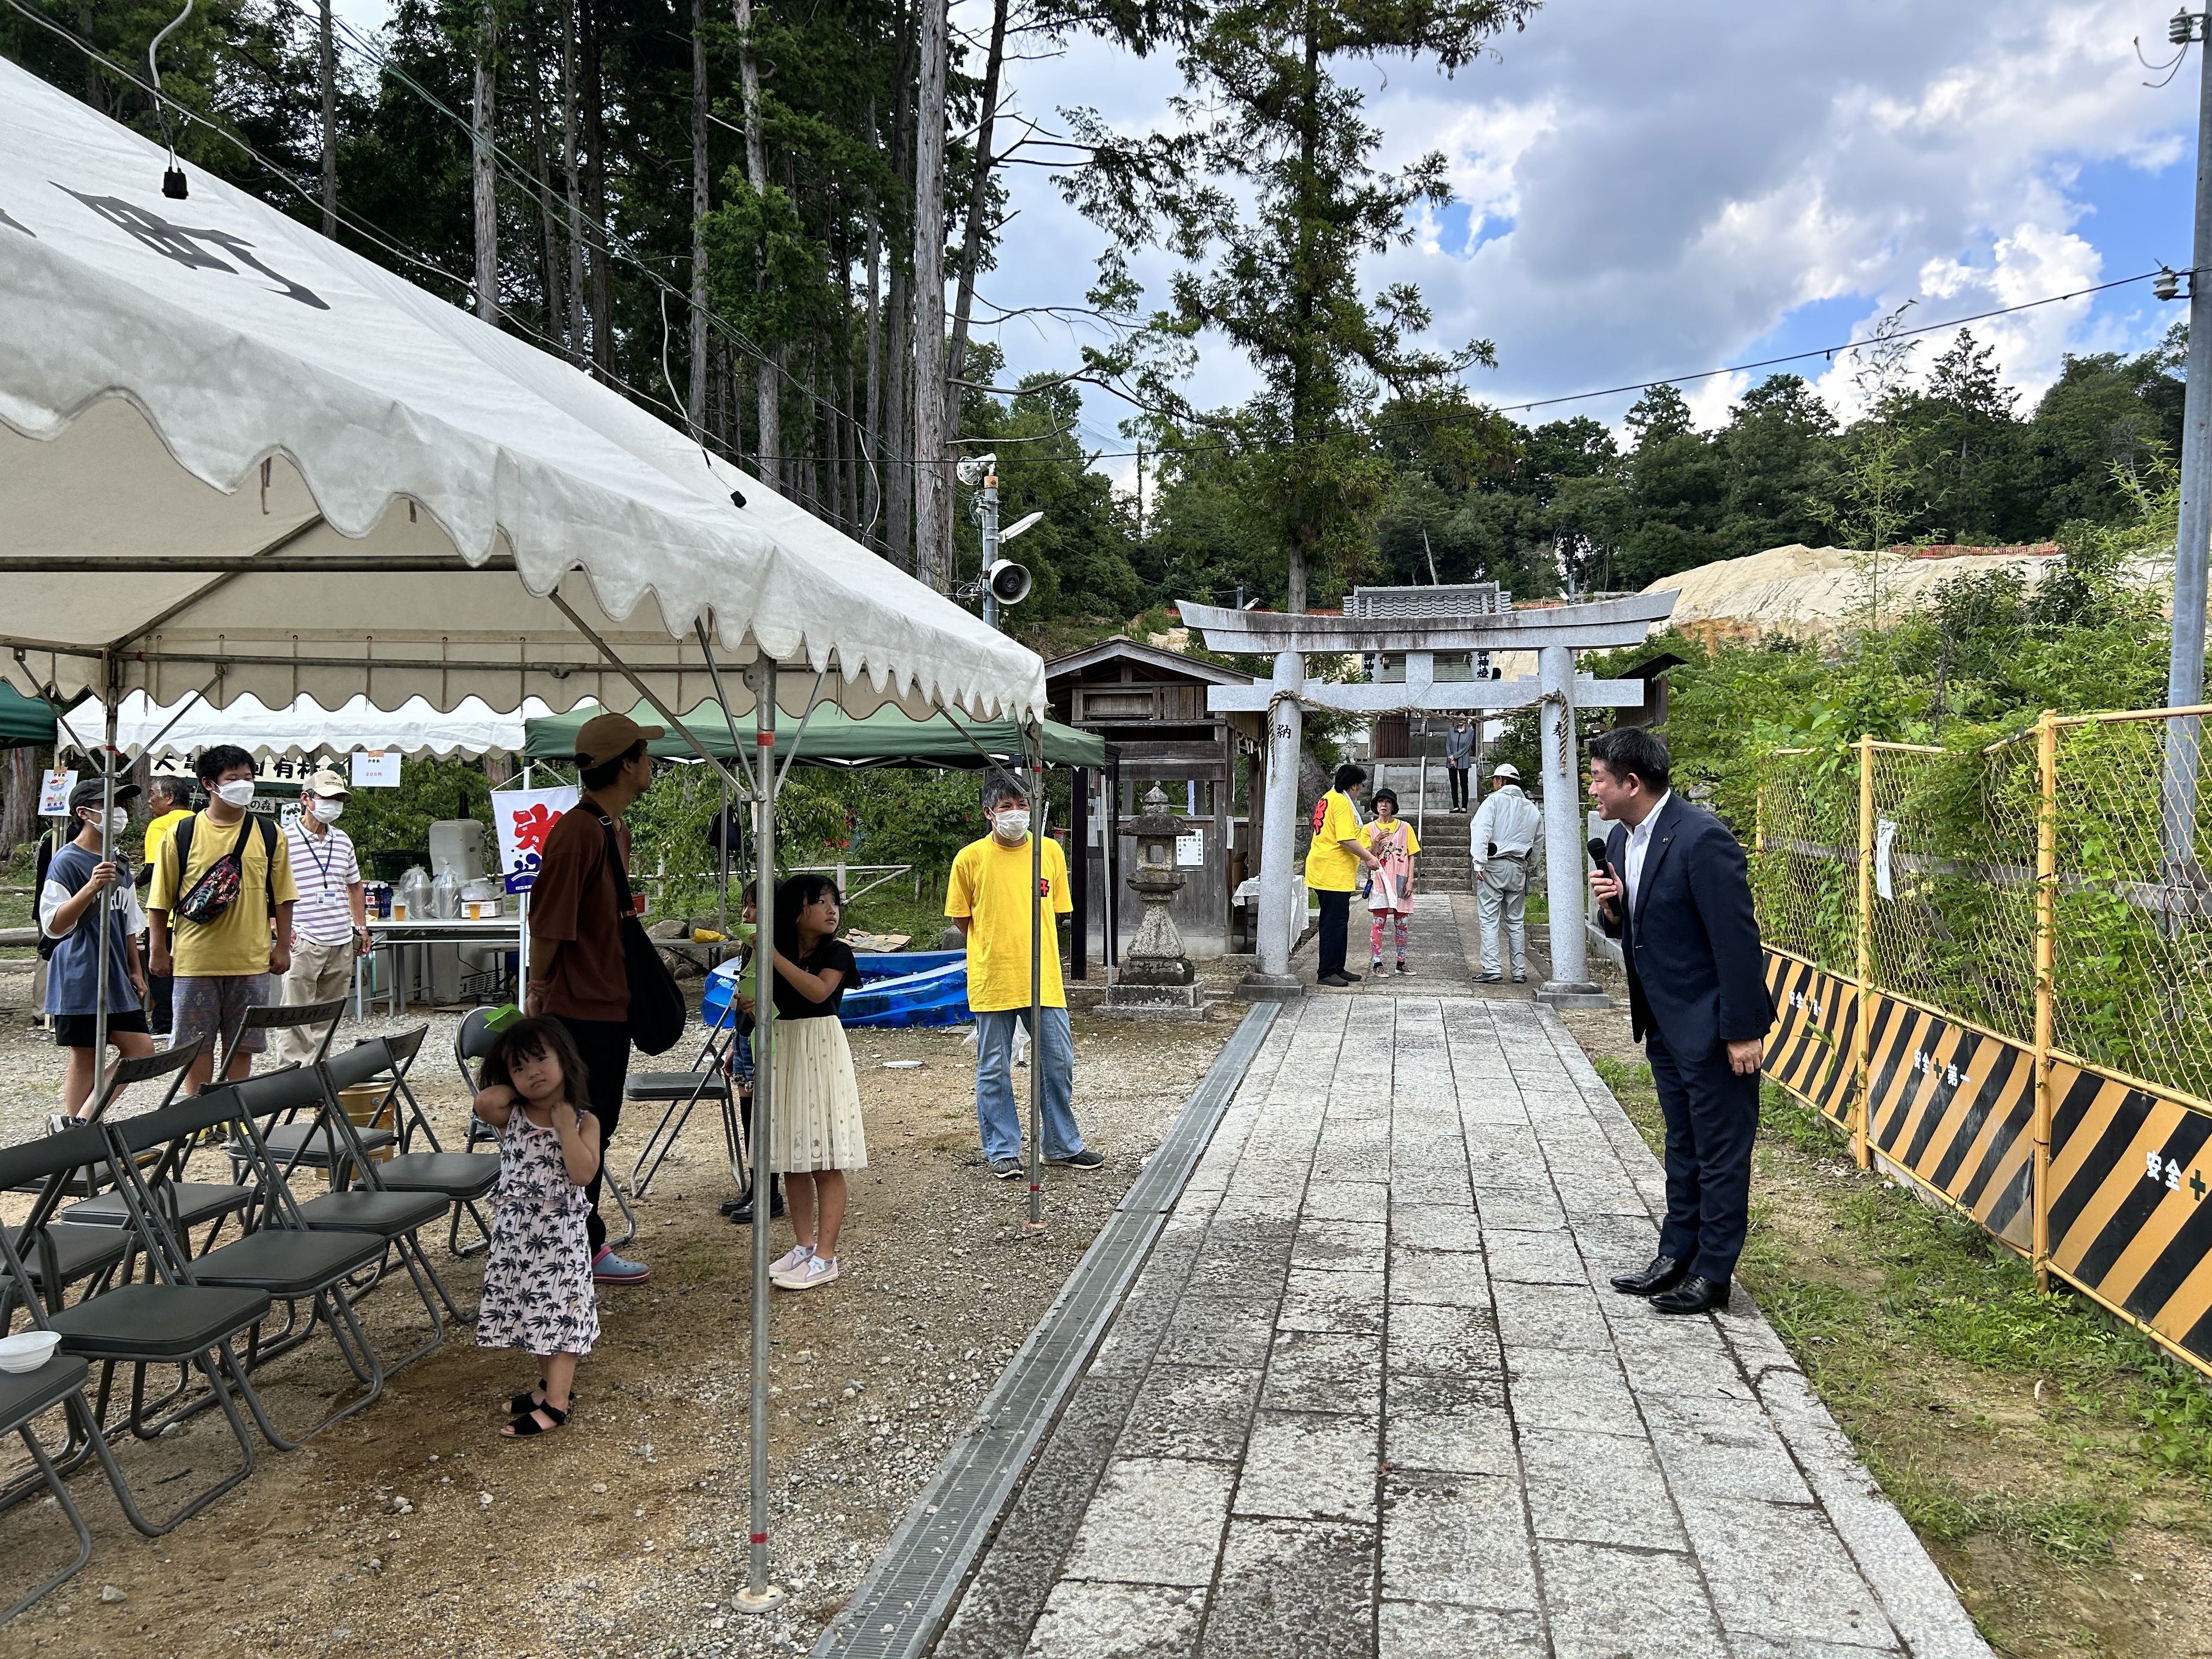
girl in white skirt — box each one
[761,873,866,1290]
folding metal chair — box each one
[626,999,748,1199]
[57,1035,253,1249]
[3,1043,207,1319]
[222,998,363,1178]
[0,1126,268,1538]
[373,1024,499,1271]
[103,1087,391,1448]
[455,1010,639,1248]
[280,1041,465,1353]
[0,1352,97,1624]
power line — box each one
[5,13,2176,481]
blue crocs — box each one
[591,1246,650,1285]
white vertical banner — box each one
[491,786,580,894]
[1874,817,1898,902]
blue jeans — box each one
[973,1007,1082,1163]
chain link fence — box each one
[1753,707,2212,1381]
[2049,712,2212,1103]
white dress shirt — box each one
[1624,791,1673,915]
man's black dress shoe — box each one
[1650,1275,1730,1315]
[1609,1255,1686,1296]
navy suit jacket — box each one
[1598,795,1773,1057]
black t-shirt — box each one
[772,937,860,1021]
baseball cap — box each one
[1491,762,1520,781]
[306,766,351,798]
[68,777,141,812]
[574,710,665,768]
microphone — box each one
[1587,837,1610,870]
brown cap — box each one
[574,710,664,768]
[306,766,351,798]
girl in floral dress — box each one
[473,1017,602,1437]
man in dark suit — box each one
[1587,727,1773,1315]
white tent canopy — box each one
[53,691,550,761]
[0,59,1042,725]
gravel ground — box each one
[0,967,1238,1659]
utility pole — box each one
[980,467,1002,629]
[318,0,336,238]
[2162,5,2212,875]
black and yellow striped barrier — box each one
[1860,991,2035,1253]
[2047,1061,2212,1368]
[1761,951,1857,1128]
[1760,948,2212,1373]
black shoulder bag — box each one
[595,811,686,1055]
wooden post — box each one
[1854,734,1874,1169]
[2033,708,2058,1288]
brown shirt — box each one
[529,795,634,1022]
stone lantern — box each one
[1101,785,1211,1020]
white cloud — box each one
[975,0,2200,438]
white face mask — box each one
[107,808,131,834]
[215,780,256,808]
[992,808,1030,843]
[310,797,346,822]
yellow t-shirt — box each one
[1304,790,1366,892]
[945,832,1073,1012]
[149,811,300,977]
[1358,820,1420,859]
[142,807,190,871]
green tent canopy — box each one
[523,703,1105,770]
[0,682,60,749]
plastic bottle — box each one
[431,861,460,921]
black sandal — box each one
[502,1402,568,1437]
[506,1384,579,1416]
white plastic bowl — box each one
[0,1330,63,1374]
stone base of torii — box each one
[1177,593,1680,1008]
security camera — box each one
[957,454,996,487]
[985,559,1032,606]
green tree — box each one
[1064,0,1536,611]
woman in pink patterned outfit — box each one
[1359,791,1420,976]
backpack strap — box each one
[255,815,278,912]
[171,812,195,888]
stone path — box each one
[933,995,1990,1659]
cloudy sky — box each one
[323,0,2202,458]
[951,0,2202,459]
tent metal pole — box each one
[1025,719,1046,1234]
[91,668,120,1109]
[735,655,784,1616]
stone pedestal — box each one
[1103,786,1215,1021]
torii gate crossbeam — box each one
[1179,592,1679,1005]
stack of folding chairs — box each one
[0,998,503,1621]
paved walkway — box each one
[933,996,1990,1659]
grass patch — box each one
[1585,1047,2212,1643]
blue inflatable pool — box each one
[702,949,970,1030]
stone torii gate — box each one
[1178,592,1679,1006]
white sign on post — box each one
[491,786,582,894]
[351,748,402,788]
[1874,817,1898,901]
[37,768,77,816]
[1175,830,1205,868]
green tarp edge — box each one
[0,682,60,749]
[522,703,1105,770]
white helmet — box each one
[1491,763,1520,781]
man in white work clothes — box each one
[1470,761,1541,983]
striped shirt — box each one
[283,817,361,943]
